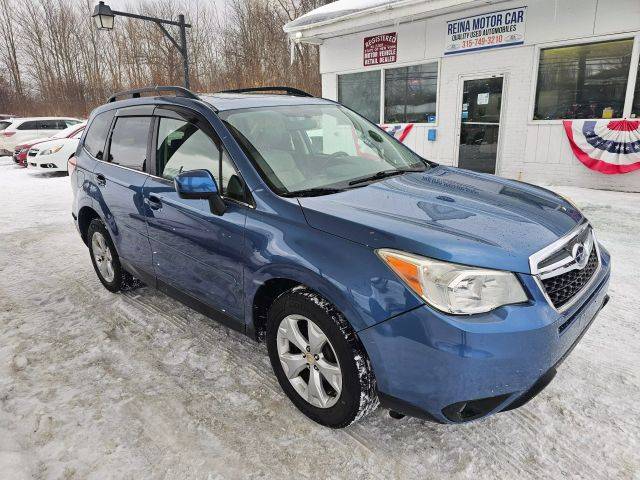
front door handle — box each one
[146,195,163,210]
[95,173,106,187]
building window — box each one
[384,63,437,124]
[338,71,381,123]
[534,39,634,120]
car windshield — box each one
[219,104,428,195]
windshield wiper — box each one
[348,168,423,186]
[281,187,346,198]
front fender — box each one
[243,197,423,333]
[246,261,366,333]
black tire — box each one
[87,218,140,292]
[266,287,379,428]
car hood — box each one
[16,138,52,150]
[298,166,584,274]
[33,137,76,150]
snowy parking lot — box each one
[0,156,638,479]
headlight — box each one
[41,145,63,155]
[377,249,528,315]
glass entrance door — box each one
[457,77,503,174]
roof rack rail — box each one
[107,86,200,103]
[218,86,314,97]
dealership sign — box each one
[364,32,397,66]
[444,7,527,55]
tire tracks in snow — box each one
[106,286,391,479]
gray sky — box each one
[103,0,228,14]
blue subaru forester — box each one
[71,86,610,428]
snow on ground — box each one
[0,156,638,479]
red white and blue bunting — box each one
[563,119,640,174]
[381,124,414,143]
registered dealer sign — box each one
[364,32,397,66]
[445,6,527,55]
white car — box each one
[27,123,86,173]
[0,117,82,155]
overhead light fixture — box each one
[92,1,115,30]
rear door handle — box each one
[146,195,162,210]
[95,173,106,186]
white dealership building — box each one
[285,0,640,191]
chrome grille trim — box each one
[529,221,601,313]
[529,221,590,275]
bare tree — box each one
[0,0,323,117]
[0,0,23,97]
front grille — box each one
[541,248,598,309]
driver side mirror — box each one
[174,169,226,216]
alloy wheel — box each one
[276,314,342,409]
[91,231,115,282]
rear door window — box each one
[0,121,11,130]
[108,116,151,171]
[39,120,60,130]
[84,110,115,160]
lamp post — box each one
[92,1,192,89]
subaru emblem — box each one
[572,243,587,268]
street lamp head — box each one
[92,1,115,30]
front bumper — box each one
[28,159,63,171]
[359,247,611,423]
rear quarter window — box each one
[83,110,116,160]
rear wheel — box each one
[266,287,378,428]
[87,219,140,292]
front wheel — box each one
[266,288,379,428]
